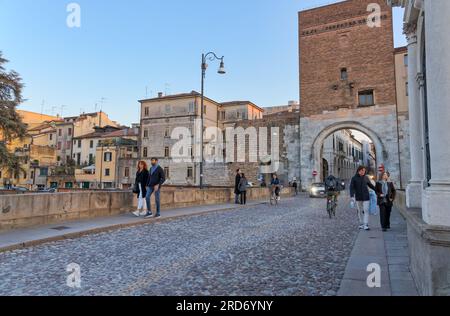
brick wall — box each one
[299,0,396,116]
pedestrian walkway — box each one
[0,200,268,253]
[338,207,419,296]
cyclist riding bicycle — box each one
[270,174,281,201]
[325,175,341,217]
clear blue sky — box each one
[0,0,406,125]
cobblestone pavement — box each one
[0,194,359,296]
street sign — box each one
[312,170,318,177]
[378,164,385,173]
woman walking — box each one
[376,172,397,232]
[133,161,149,217]
[238,173,248,205]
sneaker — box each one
[155,214,161,219]
[364,225,370,231]
[359,225,365,230]
[132,211,140,217]
[144,213,153,219]
[139,211,147,216]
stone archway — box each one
[310,121,385,184]
[299,107,401,190]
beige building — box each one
[219,101,264,121]
[139,91,264,186]
[74,126,139,189]
[321,129,364,182]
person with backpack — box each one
[238,173,248,205]
[350,166,377,231]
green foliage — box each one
[0,51,27,170]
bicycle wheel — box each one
[327,199,332,219]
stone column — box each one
[422,0,450,226]
[405,27,424,208]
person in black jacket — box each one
[133,161,150,217]
[350,166,376,231]
[234,169,242,204]
[145,158,166,219]
[376,172,397,231]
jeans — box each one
[146,186,161,216]
[240,191,247,205]
[235,193,240,204]
[356,201,370,226]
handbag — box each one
[132,183,140,194]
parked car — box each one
[309,183,326,198]
[12,186,29,193]
[36,187,57,193]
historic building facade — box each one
[388,0,450,296]
[298,0,409,189]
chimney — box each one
[158,92,164,98]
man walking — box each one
[350,166,376,231]
[234,169,242,204]
[145,158,166,219]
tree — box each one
[0,51,27,174]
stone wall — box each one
[0,187,294,232]
[395,191,450,296]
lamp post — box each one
[200,52,226,189]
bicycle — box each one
[326,191,339,218]
[270,185,280,206]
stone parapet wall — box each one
[0,187,294,232]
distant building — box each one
[263,101,300,116]
[139,91,263,186]
[321,129,364,182]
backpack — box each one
[325,176,337,191]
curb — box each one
[0,200,271,253]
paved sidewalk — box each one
[338,208,419,296]
[0,200,268,253]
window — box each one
[49,134,53,141]
[78,140,81,148]
[340,68,348,80]
[164,147,170,158]
[89,154,94,164]
[406,82,409,96]
[144,107,149,117]
[68,128,72,136]
[404,54,408,67]
[187,167,193,179]
[104,152,112,162]
[124,167,130,178]
[164,127,170,138]
[105,169,110,176]
[203,105,207,115]
[358,90,374,107]
[221,111,226,120]
[188,146,193,157]
[58,129,62,136]
[143,147,148,158]
[164,167,169,178]
[143,129,149,138]
[76,153,81,166]
[57,142,62,150]
[188,102,195,113]
[40,168,48,177]
[90,140,94,148]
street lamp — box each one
[200,52,226,189]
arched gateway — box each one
[299,106,403,190]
